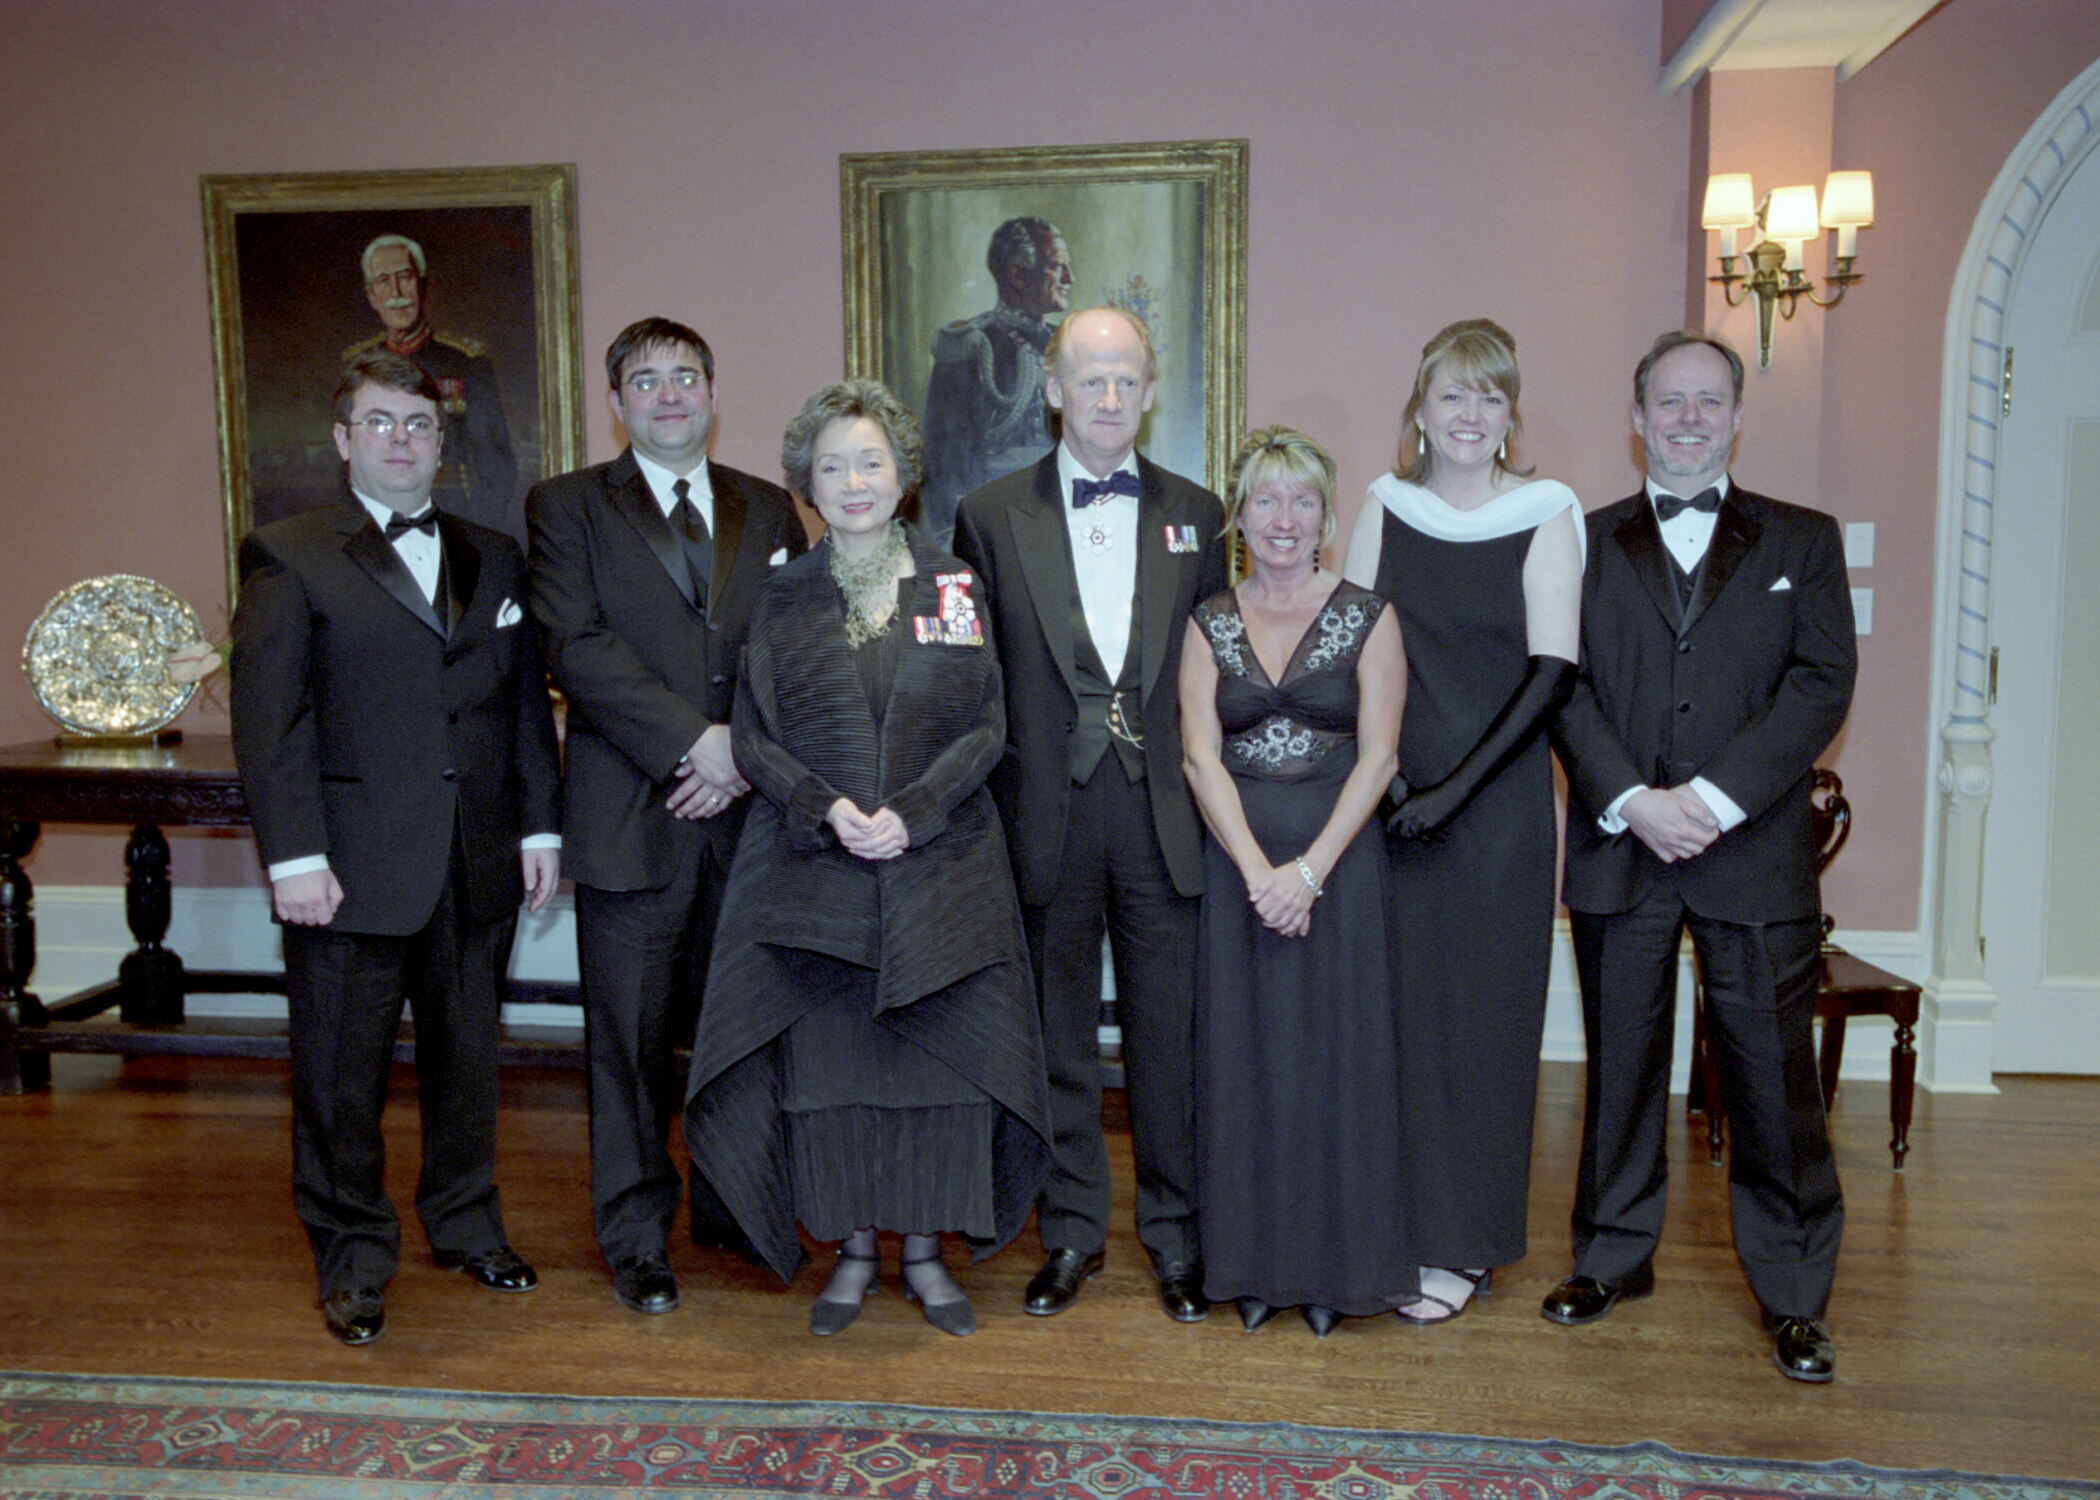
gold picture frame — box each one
[202,163,584,599]
[842,139,1247,539]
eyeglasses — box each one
[351,413,439,439]
[624,369,706,396]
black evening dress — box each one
[1191,580,1418,1315]
[1366,479,1577,1270]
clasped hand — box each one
[829,798,910,861]
[1387,779,1461,842]
[1623,784,1720,863]
[668,724,749,819]
[1246,860,1316,938]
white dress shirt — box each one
[1597,475,1747,837]
[1057,444,1141,681]
[633,450,714,532]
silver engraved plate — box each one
[22,575,205,736]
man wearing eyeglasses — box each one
[526,317,805,1316]
[346,233,520,537]
[230,350,563,1346]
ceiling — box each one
[1663,0,1947,90]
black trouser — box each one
[576,846,739,1265]
[284,851,509,1296]
[1023,762,1200,1269]
[1569,889,1844,1318]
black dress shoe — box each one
[322,1287,386,1346]
[1771,1316,1836,1382]
[1238,1296,1280,1332]
[1155,1261,1210,1323]
[1023,1248,1104,1316]
[1302,1304,1342,1338]
[1540,1264,1654,1326]
[612,1253,680,1314]
[441,1245,538,1293]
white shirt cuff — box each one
[1598,785,1642,835]
[268,855,331,882]
[520,834,562,850]
[1686,776,1747,833]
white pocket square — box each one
[1769,576,1792,592]
[768,547,789,566]
[495,598,524,627]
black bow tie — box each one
[384,507,439,539]
[1072,470,1141,509]
[1653,487,1721,522]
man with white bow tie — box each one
[526,317,805,1317]
[1548,330,1856,1382]
[231,350,563,1346]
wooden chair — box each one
[1686,769,1920,1171]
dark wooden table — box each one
[0,735,579,1092]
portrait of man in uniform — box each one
[344,232,520,537]
[918,215,1072,546]
[204,166,585,589]
[841,140,1247,524]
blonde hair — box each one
[1225,425,1339,549]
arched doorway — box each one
[1924,59,2100,1083]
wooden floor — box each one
[2,1053,2096,1479]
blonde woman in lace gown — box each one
[1180,427,1407,1337]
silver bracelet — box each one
[1294,857,1324,898]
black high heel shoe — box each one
[902,1252,978,1336]
[809,1247,880,1336]
[1238,1296,1279,1332]
[1303,1305,1342,1338]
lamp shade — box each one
[1821,170,1875,227]
[1702,173,1757,229]
[1765,184,1821,242]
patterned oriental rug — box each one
[2,1372,2093,1500]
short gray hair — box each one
[780,378,924,521]
[360,233,427,283]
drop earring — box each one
[1416,430,1426,458]
[1497,437,1508,462]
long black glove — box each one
[1388,654,1576,840]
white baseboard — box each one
[18,887,1962,1088]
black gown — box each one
[1375,501,1560,1269]
[777,583,1001,1242]
[1191,580,1417,1316]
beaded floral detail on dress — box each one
[1195,583,1381,780]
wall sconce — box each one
[1702,170,1874,369]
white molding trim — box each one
[1921,59,2100,1091]
[21,888,1959,1088]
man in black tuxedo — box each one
[527,317,805,1315]
[1546,331,1856,1382]
[231,351,562,1346]
[953,306,1228,1322]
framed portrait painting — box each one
[202,163,584,594]
[841,139,1247,544]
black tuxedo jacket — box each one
[952,450,1228,906]
[526,450,805,891]
[231,498,562,936]
[1554,485,1856,924]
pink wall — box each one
[0,0,2094,934]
